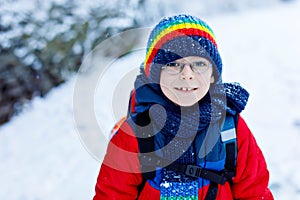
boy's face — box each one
[160,56,214,107]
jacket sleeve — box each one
[93,121,143,200]
[231,115,274,200]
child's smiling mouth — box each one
[174,87,198,92]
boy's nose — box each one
[180,64,194,80]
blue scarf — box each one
[129,72,249,194]
[130,72,249,127]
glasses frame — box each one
[161,60,213,75]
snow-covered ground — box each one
[1,1,300,199]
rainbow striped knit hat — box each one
[143,14,222,83]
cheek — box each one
[197,69,214,85]
[160,72,175,90]
[196,74,212,86]
[160,73,177,100]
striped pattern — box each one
[144,16,217,77]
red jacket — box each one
[93,116,274,199]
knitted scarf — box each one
[129,72,249,198]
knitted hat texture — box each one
[143,14,222,83]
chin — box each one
[174,94,206,107]
[175,100,199,107]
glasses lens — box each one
[165,62,182,74]
[192,61,210,73]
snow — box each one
[1,1,300,199]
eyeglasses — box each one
[161,60,212,75]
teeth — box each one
[176,87,195,91]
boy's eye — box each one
[166,62,181,67]
[193,61,206,67]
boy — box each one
[93,14,273,200]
